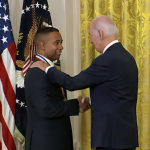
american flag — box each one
[0,0,17,150]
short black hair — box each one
[34,27,59,44]
[36,27,59,34]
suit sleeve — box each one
[47,58,108,91]
[25,68,79,119]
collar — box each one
[103,40,119,54]
[36,54,54,67]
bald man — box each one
[30,16,139,150]
[24,27,89,150]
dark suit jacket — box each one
[24,65,79,150]
[46,43,138,149]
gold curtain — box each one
[80,0,150,150]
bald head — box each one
[89,15,119,53]
[91,15,119,38]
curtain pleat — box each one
[80,0,150,150]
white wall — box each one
[8,0,81,149]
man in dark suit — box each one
[24,27,89,150]
[30,16,139,150]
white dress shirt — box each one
[37,54,55,67]
[103,40,119,54]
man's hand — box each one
[30,61,49,72]
[78,96,90,113]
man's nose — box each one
[59,44,63,50]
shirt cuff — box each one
[45,66,54,73]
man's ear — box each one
[40,42,45,50]
[98,29,103,40]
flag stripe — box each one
[23,56,30,68]
[7,42,16,65]
[0,79,15,136]
[23,61,30,71]
[0,101,15,150]
[1,137,8,150]
[1,115,16,150]
[1,114,16,150]
[1,48,16,92]
[0,142,1,150]
[0,56,15,116]
[23,66,30,75]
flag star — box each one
[1,36,7,43]
[0,3,2,8]
[3,14,9,22]
[20,101,25,107]
[3,4,7,11]
[2,25,9,32]
[22,10,25,14]
[16,99,20,104]
[35,2,40,8]
[26,6,30,12]
[30,4,35,8]
[43,4,47,10]
[0,14,1,19]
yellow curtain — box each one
[80,0,150,150]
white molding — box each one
[72,0,81,149]
[73,0,81,75]
[63,0,81,150]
